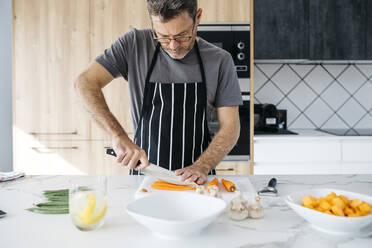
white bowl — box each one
[285,188,372,235]
[126,191,227,239]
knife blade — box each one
[106,148,197,186]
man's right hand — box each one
[112,134,150,170]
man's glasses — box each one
[153,34,193,44]
[152,23,195,44]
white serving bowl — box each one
[126,191,227,239]
[285,188,372,235]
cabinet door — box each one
[13,0,92,140]
[341,140,372,174]
[254,0,309,59]
[366,0,372,59]
[309,0,366,60]
[254,140,341,163]
[14,139,129,175]
[254,163,341,175]
[199,0,250,22]
[253,139,342,174]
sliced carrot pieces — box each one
[221,178,236,192]
[207,177,218,187]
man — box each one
[74,0,242,185]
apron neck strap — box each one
[194,41,206,84]
[145,42,161,83]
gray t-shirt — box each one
[96,28,242,131]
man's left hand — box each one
[174,164,210,185]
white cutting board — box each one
[134,176,257,203]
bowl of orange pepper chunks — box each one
[285,188,372,235]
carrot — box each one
[221,178,236,192]
[151,180,196,191]
[206,177,219,193]
[207,177,218,187]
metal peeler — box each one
[257,178,278,196]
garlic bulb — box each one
[229,191,249,221]
[195,185,206,195]
[207,185,220,198]
[248,196,264,219]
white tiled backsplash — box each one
[254,64,372,129]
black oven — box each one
[198,23,251,161]
[197,23,250,92]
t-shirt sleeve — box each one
[215,53,243,107]
[95,29,136,80]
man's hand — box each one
[175,106,240,184]
[174,163,210,185]
[112,134,150,170]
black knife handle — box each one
[268,178,277,188]
[106,148,117,157]
[106,148,142,166]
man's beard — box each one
[162,37,195,59]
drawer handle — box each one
[216,168,235,171]
[31,146,79,153]
[29,131,78,135]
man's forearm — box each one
[75,75,127,139]
[194,124,240,172]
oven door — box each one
[197,30,235,54]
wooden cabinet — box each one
[199,0,250,22]
[309,0,367,60]
[254,0,369,60]
[13,0,252,175]
[216,162,251,175]
[14,139,128,175]
[13,0,92,141]
[254,0,309,59]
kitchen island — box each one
[0,175,372,248]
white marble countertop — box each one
[1,175,372,248]
[254,129,372,141]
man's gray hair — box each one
[147,0,197,21]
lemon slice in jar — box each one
[75,193,107,225]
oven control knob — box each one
[237,42,245,50]
[237,52,245,60]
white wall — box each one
[255,63,372,129]
[0,0,13,172]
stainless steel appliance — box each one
[197,23,250,92]
[317,129,372,136]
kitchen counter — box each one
[1,175,372,248]
[254,129,372,140]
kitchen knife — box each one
[106,148,197,186]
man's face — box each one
[151,9,201,59]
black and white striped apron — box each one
[131,41,216,175]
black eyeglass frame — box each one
[151,16,197,44]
